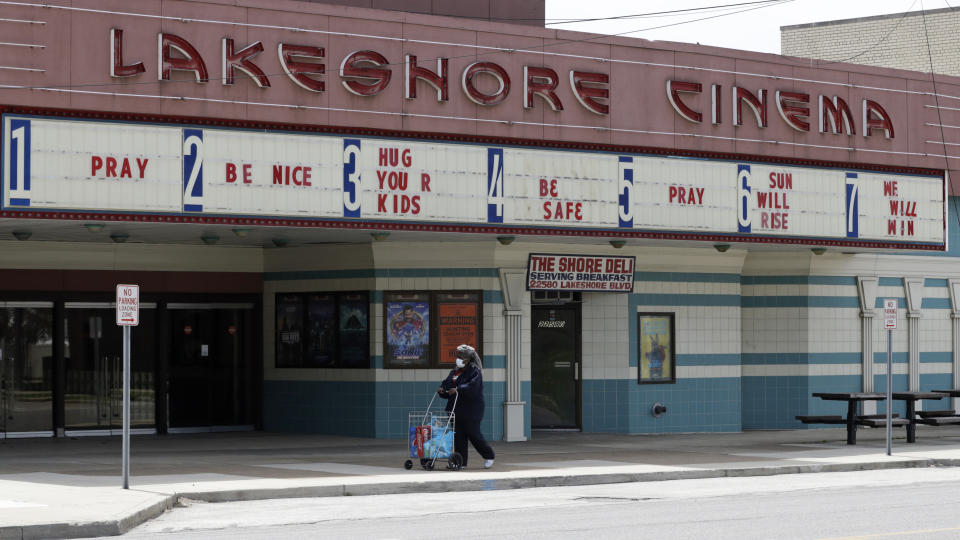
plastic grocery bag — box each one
[423,429,454,459]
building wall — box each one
[781,7,960,76]
[296,0,545,26]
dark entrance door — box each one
[531,305,580,429]
[64,305,156,434]
[0,303,55,436]
[168,305,255,431]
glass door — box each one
[0,303,54,437]
[168,304,255,432]
[531,305,581,430]
[64,304,156,434]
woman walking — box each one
[438,344,495,469]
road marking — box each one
[821,527,960,539]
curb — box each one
[3,458,948,539]
[0,496,176,540]
[178,457,939,502]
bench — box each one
[796,415,844,424]
[859,417,909,427]
[916,416,960,426]
[916,410,957,418]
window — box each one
[638,312,676,384]
[275,292,370,368]
[384,291,482,369]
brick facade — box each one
[781,7,960,76]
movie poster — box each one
[306,294,337,367]
[338,292,370,368]
[385,294,430,367]
[437,298,479,366]
[639,313,675,384]
[276,294,303,367]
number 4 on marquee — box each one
[487,148,504,223]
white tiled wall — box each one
[581,293,629,380]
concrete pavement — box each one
[3,427,960,539]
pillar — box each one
[499,268,527,442]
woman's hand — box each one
[447,387,457,395]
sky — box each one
[545,0,950,55]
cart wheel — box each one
[404,460,413,470]
[423,460,435,471]
[447,452,463,471]
[420,458,430,469]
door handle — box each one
[574,362,579,380]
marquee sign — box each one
[1,115,945,249]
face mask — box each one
[455,358,465,368]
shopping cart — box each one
[404,391,463,471]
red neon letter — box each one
[776,91,810,132]
[278,43,325,92]
[667,80,702,123]
[110,29,145,78]
[819,95,855,135]
[569,71,609,115]
[863,99,895,139]
[461,62,511,106]
[340,50,392,97]
[158,33,208,83]
[405,55,448,101]
[222,39,270,88]
[732,87,767,128]
[524,66,563,111]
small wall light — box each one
[370,232,390,242]
[12,230,31,241]
[811,247,827,255]
[201,234,220,245]
[609,240,626,249]
[232,228,251,237]
[110,232,129,243]
[84,223,105,233]
[497,236,515,246]
[271,238,288,247]
[714,244,730,253]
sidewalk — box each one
[3,427,960,539]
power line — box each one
[543,0,787,25]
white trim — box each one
[64,428,156,437]
[2,431,53,438]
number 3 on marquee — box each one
[183,129,204,212]
[487,148,504,223]
[343,139,362,218]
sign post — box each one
[882,298,898,456]
[116,284,139,489]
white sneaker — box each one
[483,459,494,469]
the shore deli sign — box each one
[2,115,945,249]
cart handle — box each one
[421,388,457,427]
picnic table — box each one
[894,391,950,442]
[808,392,890,445]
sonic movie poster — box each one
[386,298,430,367]
[639,314,675,384]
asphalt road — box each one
[93,468,960,539]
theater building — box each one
[0,0,958,441]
